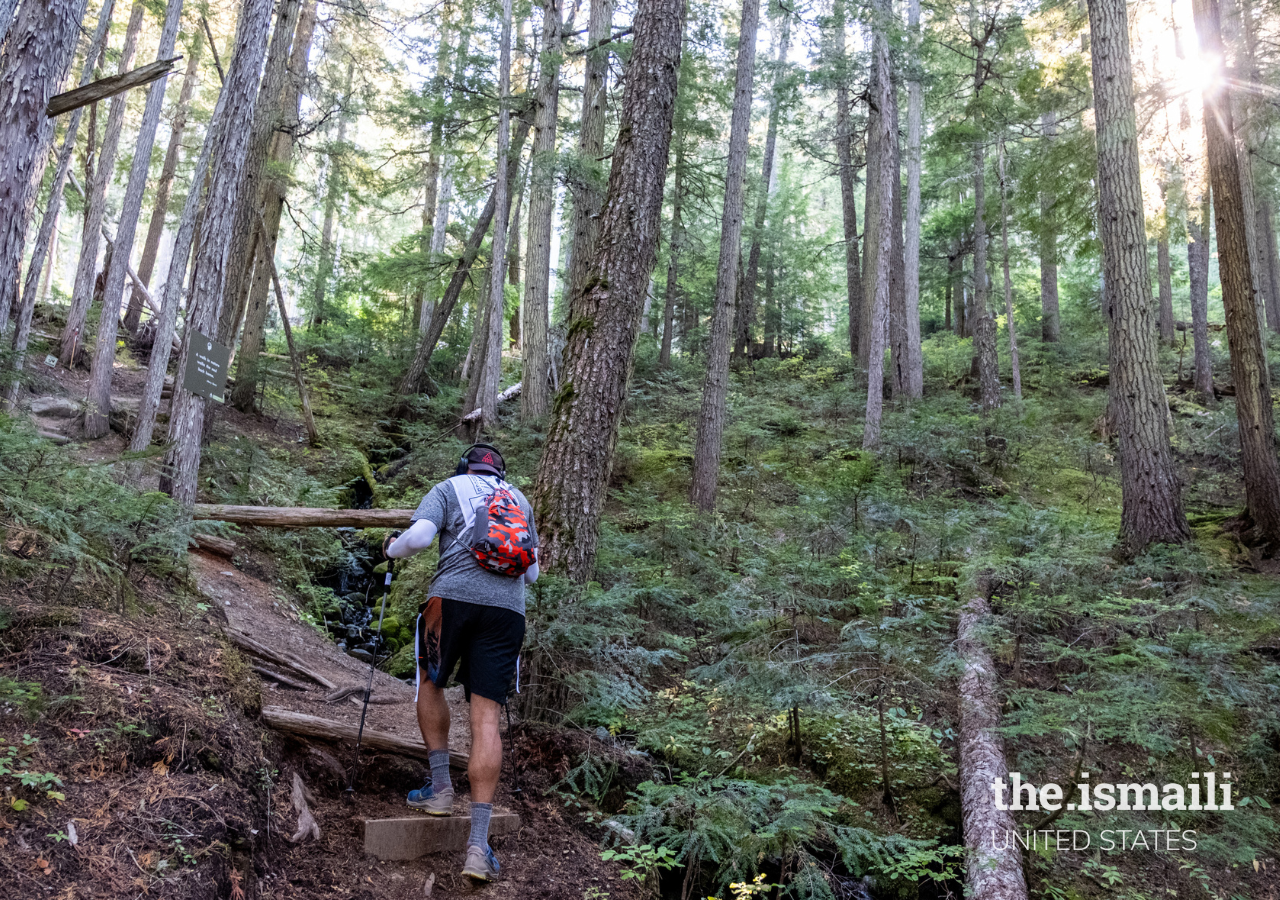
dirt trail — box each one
[191,551,472,755]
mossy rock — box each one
[383,643,416,679]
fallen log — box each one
[194,505,414,528]
[323,685,404,705]
[459,382,522,423]
[48,57,182,117]
[192,533,237,558]
[194,504,414,532]
[252,664,312,691]
[262,706,468,770]
[226,629,337,690]
[958,597,1028,900]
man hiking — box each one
[383,442,539,882]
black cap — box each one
[466,445,504,476]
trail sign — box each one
[182,331,231,403]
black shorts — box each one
[416,596,525,705]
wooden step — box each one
[363,812,521,860]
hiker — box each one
[382,443,538,882]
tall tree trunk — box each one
[944,246,956,333]
[0,0,20,48]
[689,0,760,512]
[532,0,685,579]
[215,0,303,351]
[85,0,187,439]
[1192,0,1280,547]
[3,0,113,411]
[1088,0,1191,552]
[862,0,895,449]
[1157,183,1176,345]
[998,138,1021,401]
[1039,111,1060,342]
[0,0,91,337]
[887,84,911,400]
[734,7,790,361]
[858,77,881,368]
[521,0,564,420]
[1188,192,1214,403]
[970,40,1000,412]
[230,0,319,412]
[57,0,145,367]
[659,139,685,368]
[159,0,275,507]
[129,61,231,459]
[311,59,354,330]
[901,0,924,397]
[416,20,452,333]
[1257,199,1280,329]
[834,0,861,361]
[394,114,534,405]
[123,28,203,334]
[476,0,514,434]
[562,0,612,305]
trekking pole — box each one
[345,537,399,800]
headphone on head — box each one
[455,443,506,479]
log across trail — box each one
[193,505,414,527]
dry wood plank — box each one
[194,505,414,528]
[363,813,521,860]
[958,597,1028,900]
[48,57,182,117]
[227,629,338,690]
[261,706,468,770]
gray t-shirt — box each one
[411,475,538,616]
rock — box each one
[348,648,375,664]
[30,397,81,418]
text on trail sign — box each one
[182,330,231,403]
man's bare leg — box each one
[416,678,450,750]
[467,695,503,803]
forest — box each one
[1,0,1279,896]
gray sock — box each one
[468,802,492,850]
[429,750,452,794]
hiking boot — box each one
[461,844,500,882]
[406,783,454,816]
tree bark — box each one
[1188,192,1214,403]
[130,76,231,460]
[123,29,203,334]
[477,0,513,435]
[733,7,789,361]
[689,0,760,512]
[862,0,894,449]
[998,139,1021,401]
[834,0,861,361]
[659,139,685,368]
[393,114,533,405]
[957,597,1029,900]
[159,0,275,507]
[901,0,924,397]
[2,1,113,411]
[970,30,1000,412]
[0,0,20,48]
[0,0,91,339]
[1039,111,1059,342]
[45,56,180,118]
[532,0,685,579]
[58,0,145,367]
[887,83,912,401]
[230,0,318,412]
[1157,184,1176,345]
[1257,200,1280,331]
[858,71,881,368]
[1088,0,1191,552]
[85,0,187,440]
[1192,0,1280,547]
[562,0,613,306]
[520,0,563,421]
[311,59,353,330]
[215,0,303,353]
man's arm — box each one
[523,549,539,584]
[386,519,438,558]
